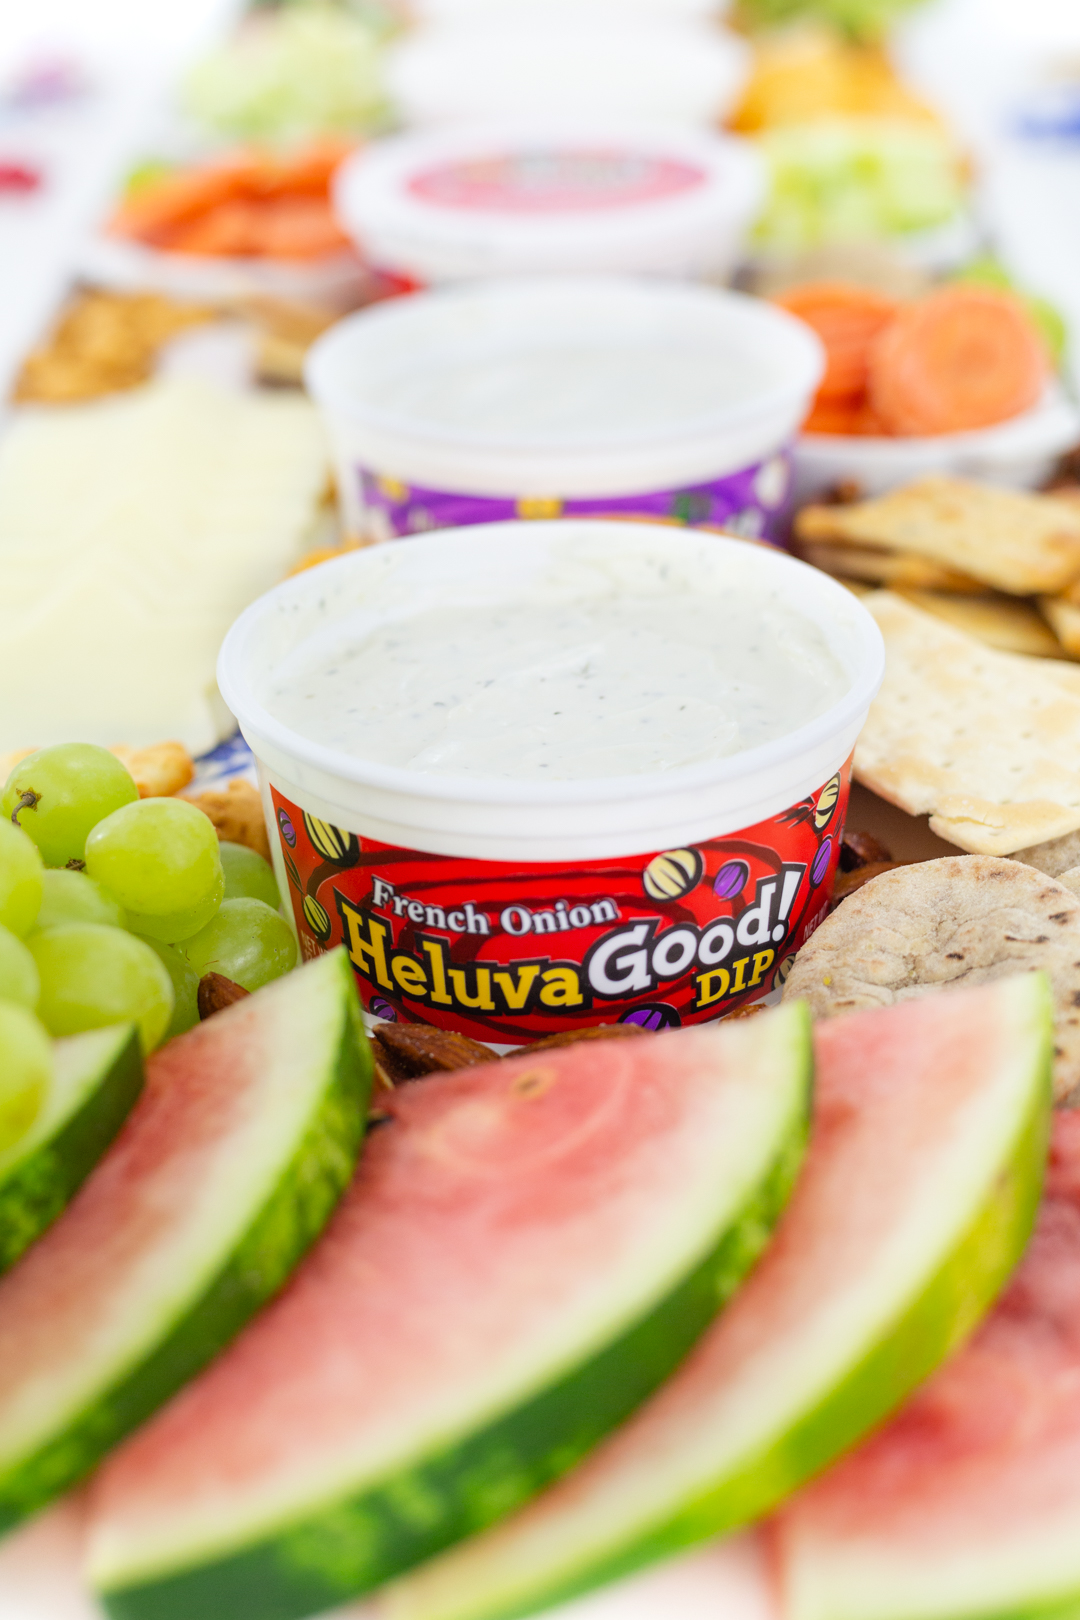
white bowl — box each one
[792,386,1080,503]
[78,233,375,313]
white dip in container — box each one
[219,521,883,1045]
[305,276,823,543]
[332,121,764,287]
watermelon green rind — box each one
[0,948,372,1529]
[0,1025,143,1275]
[776,1108,1080,1620]
[525,1048,1049,1613]
[93,1001,814,1620]
[378,973,1053,1620]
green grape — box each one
[0,821,43,937]
[125,867,225,944]
[0,1004,50,1151]
[29,924,174,1055]
[183,898,297,993]
[84,798,223,925]
[0,924,40,1010]
[1,744,138,867]
[138,936,200,1039]
[220,841,280,909]
[35,868,127,932]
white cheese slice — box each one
[0,378,328,755]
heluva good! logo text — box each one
[271,763,851,1045]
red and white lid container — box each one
[219,522,884,1047]
[333,121,764,286]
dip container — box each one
[305,276,824,543]
[384,16,750,129]
[332,121,764,287]
[218,521,884,1045]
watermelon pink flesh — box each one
[86,1009,807,1611]
[377,977,1049,1620]
[0,948,367,1527]
[773,1107,1080,1620]
[0,1009,279,1421]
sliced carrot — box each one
[775,282,903,403]
[108,140,358,260]
[108,161,253,243]
[868,285,1047,435]
[277,137,356,195]
[803,395,889,437]
[161,201,267,258]
[246,198,352,260]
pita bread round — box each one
[783,855,1080,1104]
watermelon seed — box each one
[512,1068,556,1099]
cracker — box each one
[183,780,271,862]
[1030,657,1080,700]
[898,589,1066,658]
[781,855,1080,1103]
[110,742,194,799]
[797,477,1080,595]
[1039,595,1080,657]
[855,592,1080,855]
[795,538,984,592]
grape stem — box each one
[10,790,39,828]
[65,858,86,872]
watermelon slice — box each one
[0,946,370,1531]
[0,1023,142,1273]
[85,1002,813,1620]
[375,975,1052,1620]
[773,1104,1080,1620]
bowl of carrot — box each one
[776,279,1080,500]
[83,139,375,310]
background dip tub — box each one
[332,121,764,288]
[218,522,883,1045]
[305,277,823,544]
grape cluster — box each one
[0,744,297,1152]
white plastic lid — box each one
[334,121,764,282]
[305,276,824,496]
[385,18,751,128]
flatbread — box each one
[898,589,1065,659]
[1015,829,1080,878]
[854,592,1080,855]
[782,855,1080,1104]
[797,477,1080,595]
[795,538,984,592]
